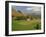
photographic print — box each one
[12,6,41,31]
[5,1,45,36]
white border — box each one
[9,3,44,35]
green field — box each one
[12,19,41,31]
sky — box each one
[12,6,41,15]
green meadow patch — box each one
[12,19,41,31]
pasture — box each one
[12,19,41,31]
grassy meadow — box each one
[12,19,41,31]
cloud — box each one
[32,7,41,11]
[26,8,32,10]
[25,7,41,12]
